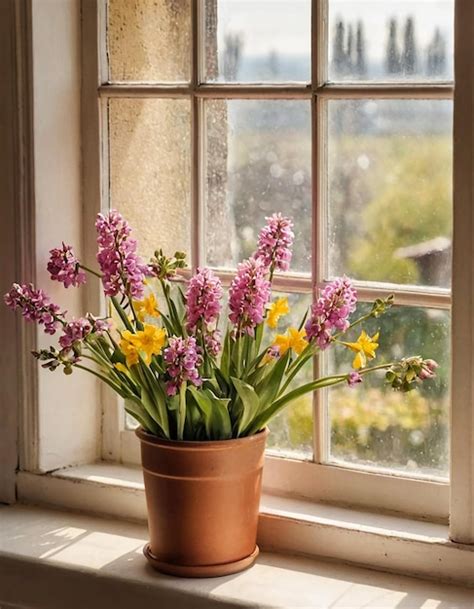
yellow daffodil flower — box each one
[266,297,290,329]
[132,325,166,364]
[343,330,380,369]
[273,327,308,356]
[119,332,140,367]
[120,325,166,366]
[133,293,160,322]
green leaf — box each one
[134,363,170,438]
[255,350,291,410]
[124,398,161,435]
[188,386,232,440]
[183,396,205,440]
[214,367,230,395]
[110,347,126,364]
[168,297,182,333]
[177,285,187,307]
[298,309,309,332]
[246,361,270,388]
[160,313,176,337]
[246,374,348,435]
[110,296,134,332]
[220,330,232,378]
[231,377,261,437]
[254,322,264,355]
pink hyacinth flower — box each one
[95,210,148,299]
[47,243,86,288]
[255,213,294,272]
[163,336,203,396]
[185,267,223,332]
[305,276,357,349]
[228,257,271,336]
[4,282,65,335]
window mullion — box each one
[311,0,328,464]
[191,0,201,271]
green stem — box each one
[236,335,243,377]
[332,311,375,341]
[79,264,102,279]
[128,296,142,329]
[111,296,134,332]
[246,362,396,436]
[177,381,187,440]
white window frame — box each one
[76,0,472,533]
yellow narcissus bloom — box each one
[273,327,308,356]
[266,297,290,329]
[119,333,140,367]
[120,324,166,366]
[133,293,160,322]
[343,330,380,369]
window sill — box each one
[1,504,473,609]
[15,463,474,588]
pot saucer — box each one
[143,543,259,578]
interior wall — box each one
[31,0,100,471]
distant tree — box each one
[332,18,347,76]
[346,23,354,72]
[402,16,417,75]
[386,18,401,74]
[356,21,367,77]
[427,28,446,76]
[223,32,243,81]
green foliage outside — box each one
[253,128,451,474]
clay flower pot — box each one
[136,427,268,578]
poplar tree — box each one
[386,18,401,74]
[356,21,367,77]
[333,19,346,76]
[402,16,417,75]
[427,28,446,76]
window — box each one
[84,0,458,518]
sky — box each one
[214,1,454,64]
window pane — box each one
[328,304,450,477]
[204,0,311,82]
[265,291,313,458]
[327,99,452,288]
[204,99,312,273]
[107,0,191,82]
[328,1,454,82]
[108,99,191,259]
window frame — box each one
[80,0,469,526]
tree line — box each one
[332,16,447,78]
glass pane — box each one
[328,99,452,288]
[107,0,191,82]
[204,0,311,82]
[328,304,450,477]
[328,0,454,82]
[265,291,313,458]
[108,99,191,259]
[204,99,312,273]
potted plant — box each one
[4,210,438,577]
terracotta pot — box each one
[136,427,268,578]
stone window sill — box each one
[12,462,474,589]
[1,504,473,609]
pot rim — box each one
[135,426,269,450]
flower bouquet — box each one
[5,210,437,577]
